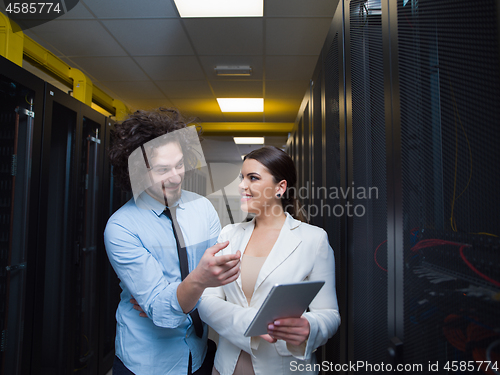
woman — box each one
[198,146,341,375]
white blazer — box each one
[198,213,341,375]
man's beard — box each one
[163,188,181,206]
[145,182,182,206]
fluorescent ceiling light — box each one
[173,0,263,18]
[215,65,252,76]
[234,137,265,145]
[217,98,264,112]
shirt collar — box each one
[136,190,186,217]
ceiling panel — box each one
[199,56,264,81]
[29,20,127,57]
[102,19,194,56]
[5,0,337,135]
[210,81,263,98]
[265,0,338,17]
[264,111,298,122]
[265,18,333,55]
[265,80,310,99]
[184,18,263,55]
[170,98,225,122]
[99,81,165,101]
[59,2,95,19]
[68,56,149,82]
[263,98,303,122]
[265,56,318,80]
[81,0,178,18]
[127,98,175,111]
[199,136,245,163]
[157,80,213,99]
[264,98,303,112]
[134,56,205,80]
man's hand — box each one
[130,297,147,317]
[131,241,241,317]
[261,317,310,346]
[177,241,240,313]
[190,241,241,288]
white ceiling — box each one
[12,0,338,127]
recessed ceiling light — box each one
[173,0,263,18]
[234,137,265,145]
[217,98,264,112]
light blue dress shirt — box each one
[104,190,221,375]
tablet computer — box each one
[244,280,325,337]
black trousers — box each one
[112,340,216,375]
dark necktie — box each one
[164,206,204,338]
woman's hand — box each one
[260,317,310,346]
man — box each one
[104,108,240,374]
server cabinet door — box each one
[73,110,106,375]
[345,0,389,369]
[395,0,500,368]
[321,1,348,371]
[37,86,80,375]
[97,118,125,375]
[0,74,36,375]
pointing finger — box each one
[207,241,229,256]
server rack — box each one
[347,0,389,368]
[395,0,500,370]
[0,56,44,375]
[98,117,123,375]
[0,55,126,375]
[32,83,82,375]
[288,0,500,373]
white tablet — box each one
[244,280,325,337]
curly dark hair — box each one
[109,107,199,191]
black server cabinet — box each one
[76,106,108,375]
[302,104,310,210]
[34,84,82,375]
[394,0,500,370]
[345,0,390,367]
[310,67,323,229]
[322,1,348,370]
[286,2,350,371]
[97,117,124,375]
[33,84,109,375]
[289,0,500,372]
[294,104,311,214]
[0,57,44,375]
[297,117,303,190]
[0,56,129,375]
